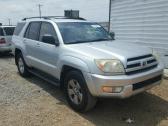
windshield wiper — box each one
[66,38,112,44]
[90,38,112,42]
[66,40,92,44]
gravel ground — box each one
[0,53,168,126]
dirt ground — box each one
[0,54,168,126]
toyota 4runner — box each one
[12,16,164,112]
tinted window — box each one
[0,28,4,36]
[39,22,58,44]
[4,27,15,36]
[25,22,41,40]
[14,23,26,36]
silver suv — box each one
[12,16,164,112]
[0,25,15,53]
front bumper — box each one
[83,64,164,98]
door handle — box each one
[165,55,168,57]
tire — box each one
[16,53,30,77]
[64,70,97,112]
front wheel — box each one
[64,71,97,112]
[16,53,30,77]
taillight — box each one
[0,38,6,44]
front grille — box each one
[127,54,153,62]
[126,54,158,75]
[133,75,162,90]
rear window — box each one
[14,23,26,36]
[0,28,4,36]
[4,27,15,36]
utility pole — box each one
[8,18,11,26]
[108,0,112,33]
[38,4,43,18]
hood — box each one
[66,41,152,66]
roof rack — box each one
[22,16,86,21]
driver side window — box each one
[39,22,59,44]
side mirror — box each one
[42,35,59,46]
[109,32,115,40]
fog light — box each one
[102,86,123,93]
[112,86,123,93]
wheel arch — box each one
[60,65,85,89]
[58,56,90,89]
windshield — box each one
[57,22,112,44]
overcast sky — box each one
[0,0,109,25]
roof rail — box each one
[22,16,86,21]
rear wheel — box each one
[16,53,30,77]
[64,70,97,112]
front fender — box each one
[58,56,91,76]
[57,56,98,96]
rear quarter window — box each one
[0,28,4,36]
[4,27,15,36]
[14,23,26,36]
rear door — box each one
[23,22,41,67]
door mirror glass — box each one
[42,35,59,45]
[109,32,115,40]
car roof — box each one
[53,19,88,23]
[20,17,89,23]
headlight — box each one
[95,59,125,74]
[152,49,160,61]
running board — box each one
[28,68,60,86]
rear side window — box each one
[0,28,4,36]
[4,27,15,36]
[25,22,41,40]
[14,23,26,36]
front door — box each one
[34,22,60,78]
